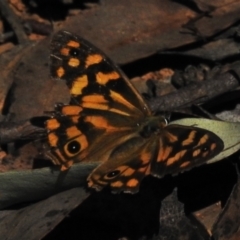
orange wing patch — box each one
[111,181,124,188]
[140,151,152,164]
[81,94,130,116]
[46,119,60,131]
[157,145,173,162]
[165,132,178,143]
[68,58,80,67]
[109,90,138,111]
[122,167,135,177]
[84,115,120,131]
[96,71,120,85]
[71,75,88,95]
[211,143,217,150]
[85,54,103,68]
[67,40,80,48]
[180,161,190,168]
[71,116,79,124]
[81,94,108,109]
[197,134,209,146]
[66,126,82,139]
[193,149,201,157]
[82,94,107,104]
[48,132,59,147]
[56,66,65,78]
[126,178,139,188]
[138,164,151,173]
[61,105,83,115]
[166,150,187,166]
[60,47,70,56]
[182,130,197,146]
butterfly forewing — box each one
[50,31,150,119]
[48,30,153,169]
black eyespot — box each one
[106,170,120,178]
[67,140,81,154]
[69,48,80,56]
[202,146,209,152]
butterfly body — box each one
[46,31,224,193]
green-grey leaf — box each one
[0,162,98,210]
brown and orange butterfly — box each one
[46,31,224,193]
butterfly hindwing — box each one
[87,136,158,193]
[151,124,224,177]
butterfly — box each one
[46,30,224,193]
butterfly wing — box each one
[50,30,150,118]
[87,123,224,193]
[47,31,151,169]
[151,124,224,177]
[87,136,158,193]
